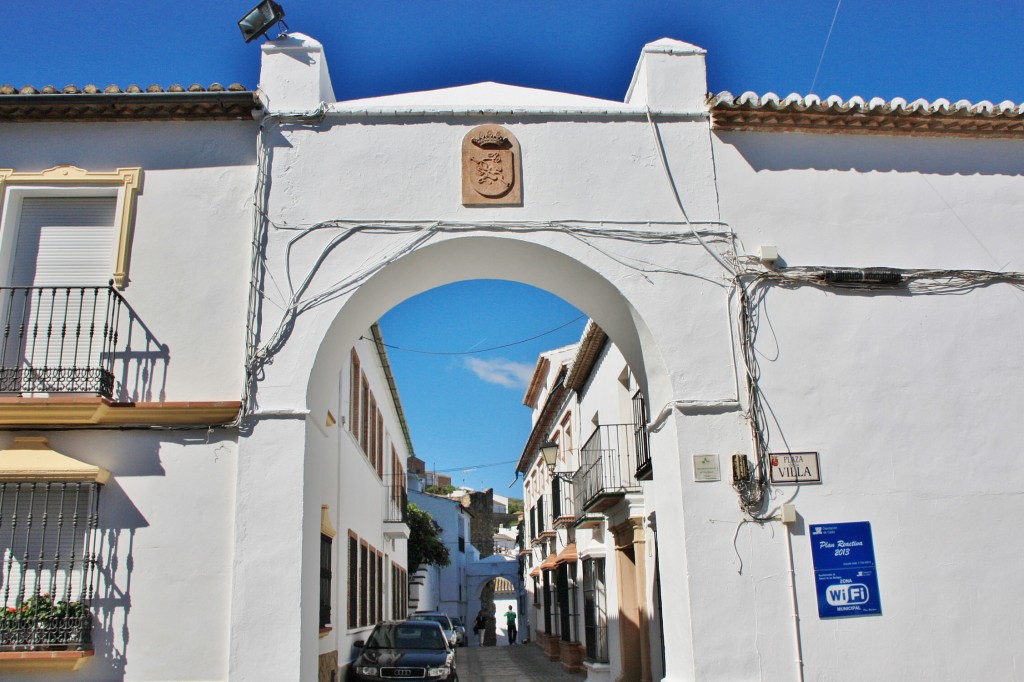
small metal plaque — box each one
[769,451,821,485]
[692,454,720,482]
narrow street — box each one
[456,643,583,681]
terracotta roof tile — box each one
[0,83,261,121]
[710,91,1024,138]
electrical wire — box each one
[429,458,520,474]
[375,315,586,356]
[810,0,843,95]
[239,105,1024,529]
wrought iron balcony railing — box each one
[573,424,643,516]
[551,476,575,526]
[0,285,125,397]
[384,486,408,524]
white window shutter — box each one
[12,197,117,287]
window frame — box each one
[0,165,142,289]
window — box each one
[391,562,408,619]
[548,570,560,637]
[557,563,572,642]
[375,551,383,623]
[552,477,562,519]
[633,389,653,478]
[583,558,608,662]
[561,413,573,456]
[375,412,384,477]
[0,437,108,655]
[349,351,361,441]
[367,395,377,464]
[542,570,552,634]
[368,547,377,626]
[347,533,358,629]
[319,506,335,630]
[0,165,142,289]
[359,542,369,627]
[320,534,333,629]
[0,168,139,395]
[359,376,370,453]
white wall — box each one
[303,330,411,677]
[0,429,237,682]
[690,130,1024,680]
[408,490,470,622]
[0,121,256,401]
[0,119,254,682]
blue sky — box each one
[3,2,1021,492]
[3,2,1021,103]
[380,282,585,494]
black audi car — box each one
[352,620,458,681]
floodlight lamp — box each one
[238,1,287,44]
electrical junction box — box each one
[757,245,779,264]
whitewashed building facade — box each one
[520,323,657,680]
[1,27,1022,682]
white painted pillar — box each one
[228,417,310,682]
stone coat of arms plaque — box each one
[461,125,522,206]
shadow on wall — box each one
[718,131,1024,176]
[91,479,147,681]
[111,300,169,403]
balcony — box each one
[0,285,124,397]
[0,285,239,427]
[383,486,410,540]
[573,424,642,518]
[550,477,575,528]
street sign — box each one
[809,522,882,619]
[692,454,720,482]
[770,451,821,484]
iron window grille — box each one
[347,534,358,629]
[0,481,101,652]
[319,533,332,629]
[582,558,608,663]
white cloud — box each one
[464,357,534,390]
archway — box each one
[231,230,715,682]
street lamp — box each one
[540,440,575,482]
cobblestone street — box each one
[455,643,583,681]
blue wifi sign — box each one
[809,522,882,619]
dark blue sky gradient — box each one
[3,2,1021,104]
